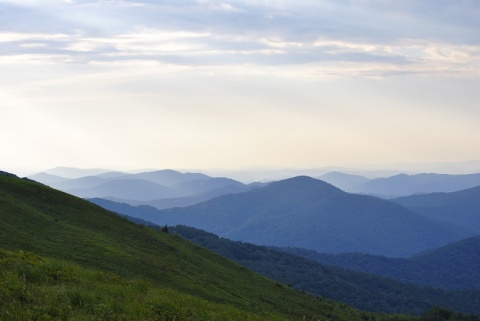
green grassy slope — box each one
[0,173,409,321]
[0,249,286,321]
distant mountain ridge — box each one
[93,176,473,257]
[2,171,383,321]
[31,167,480,201]
[314,171,480,197]
[43,166,112,178]
[391,185,480,232]
[351,173,480,197]
[281,235,480,290]
[318,171,370,192]
[29,168,260,206]
[69,178,176,201]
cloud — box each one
[0,0,479,79]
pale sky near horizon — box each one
[2,0,480,176]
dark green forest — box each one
[279,235,480,291]
[169,225,480,315]
[2,171,480,321]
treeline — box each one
[169,225,480,316]
[280,235,480,290]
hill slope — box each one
[391,186,480,232]
[0,249,290,321]
[0,172,390,321]
[318,171,370,192]
[105,176,472,257]
[169,225,480,315]
[66,178,175,200]
[282,235,480,290]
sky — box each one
[1,0,480,177]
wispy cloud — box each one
[2,1,480,175]
[1,0,479,78]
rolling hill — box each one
[109,182,262,210]
[168,225,480,315]
[391,185,480,232]
[318,171,370,192]
[30,169,259,208]
[1,171,392,321]
[281,235,480,290]
[67,178,176,200]
[351,173,480,197]
[94,176,473,257]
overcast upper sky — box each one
[2,0,480,176]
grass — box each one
[0,174,414,321]
[0,249,287,321]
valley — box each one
[2,167,480,320]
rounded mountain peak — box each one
[264,176,343,196]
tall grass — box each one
[0,249,285,321]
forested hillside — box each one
[93,176,472,257]
[392,186,480,232]
[169,225,480,315]
[0,172,408,321]
[280,235,480,290]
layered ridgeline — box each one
[0,171,406,321]
[169,225,480,315]
[284,234,480,291]
[318,172,480,198]
[391,186,480,232]
[29,168,264,209]
[93,176,473,257]
[349,173,480,197]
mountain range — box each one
[91,176,474,257]
[3,169,480,319]
[29,168,263,207]
[167,225,480,314]
[280,234,480,291]
[1,170,385,321]
[31,166,480,205]
[391,185,480,232]
[319,172,480,197]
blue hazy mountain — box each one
[169,177,245,196]
[127,169,211,186]
[391,185,480,232]
[168,225,480,315]
[27,172,69,185]
[29,169,255,206]
[33,169,211,191]
[67,179,175,201]
[43,166,112,178]
[352,173,480,197]
[92,176,473,257]
[318,171,370,192]
[116,182,268,209]
[50,175,108,190]
[282,235,480,290]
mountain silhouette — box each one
[392,185,480,232]
[29,168,254,206]
[284,235,480,290]
[318,171,370,191]
[352,173,480,197]
[96,176,472,257]
[68,179,175,201]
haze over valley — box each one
[4,165,480,318]
[2,0,480,319]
